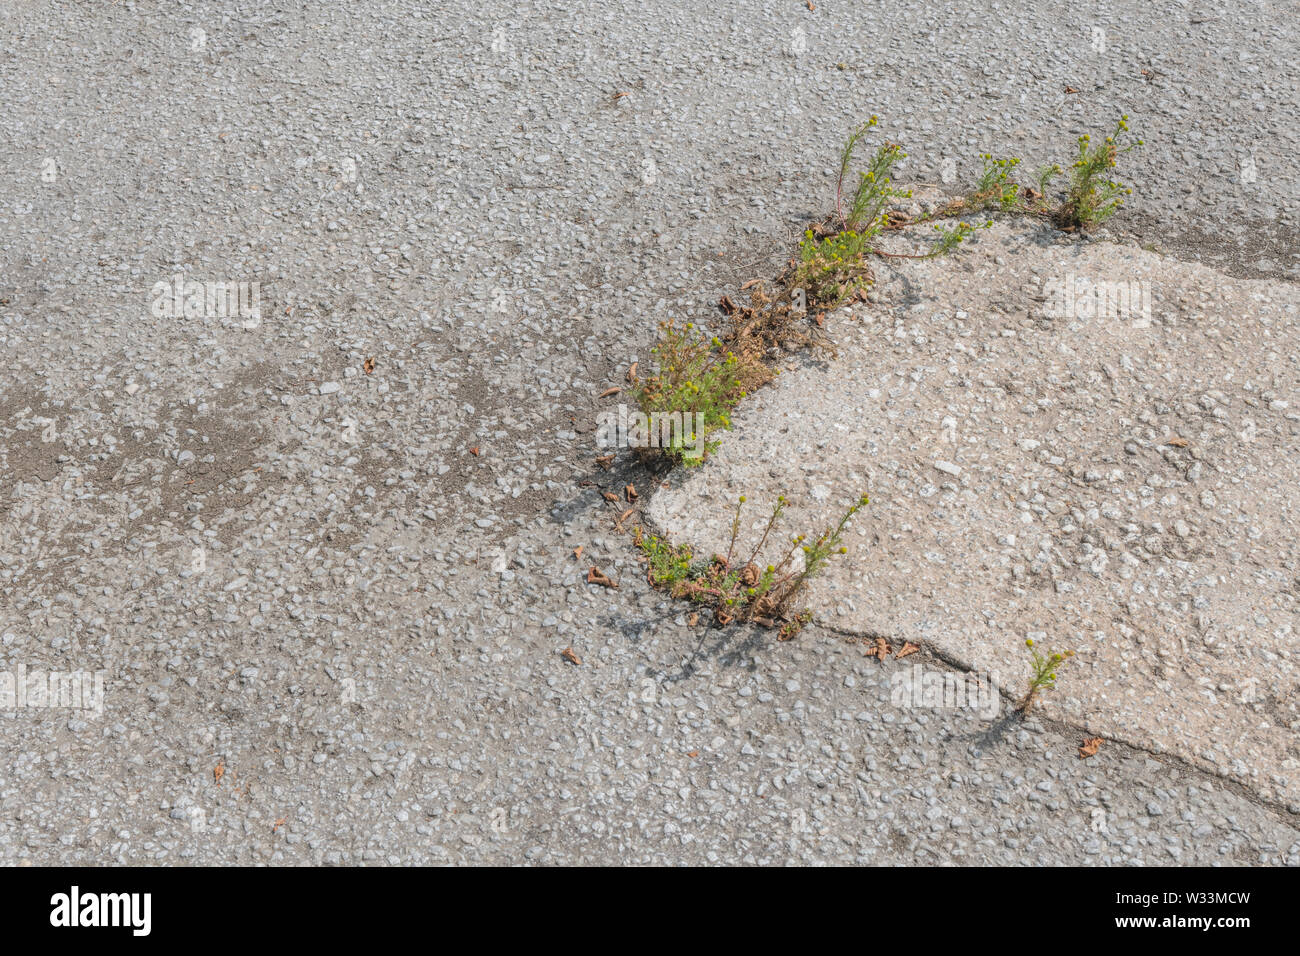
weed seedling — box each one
[1017,637,1075,713]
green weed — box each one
[630,321,748,467]
[1053,116,1142,229]
[636,493,868,638]
[1017,637,1076,713]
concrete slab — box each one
[647,218,1300,808]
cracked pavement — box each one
[0,0,1296,864]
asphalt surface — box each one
[0,0,1296,864]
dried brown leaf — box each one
[864,636,890,660]
[587,566,617,588]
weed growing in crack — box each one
[794,228,875,306]
[1053,115,1142,230]
[631,320,750,467]
[880,116,1141,236]
[679,116,1144,393]
[796,119,998,309]
[635,493,867,639]
[929,117,1140,230]
[1017,637,1075,714]
[834,116,875,227]
[844,139,910,234]
[970,154,1024,211]
[929,218,989,256]
[1033,161,1063,200]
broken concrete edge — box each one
[618,190,982,619]
[637,216,1300,812]
[810,616,1298,818]
[621,498,1300,820]
[625,197,1081,638]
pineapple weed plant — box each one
[1019,638,1076,714]
[636,493,868,642]
[796,113,1142,307]
[630,116,1141,666]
